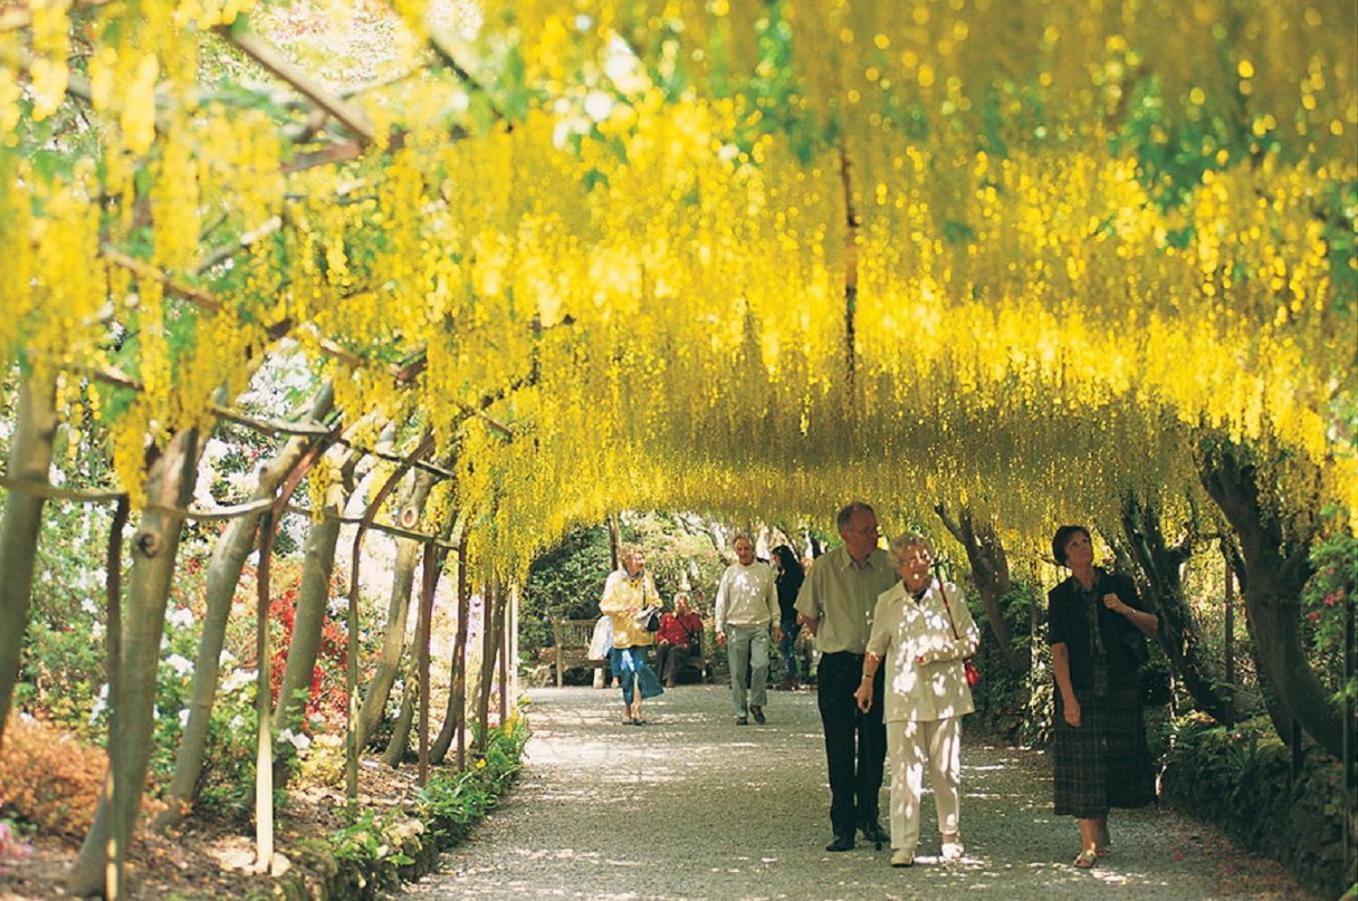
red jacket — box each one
[657,611,703,647]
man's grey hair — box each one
[835,502,876,533]
[885,532,934,568]
[732,532,754,546]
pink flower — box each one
[1323,592,1339,607]
[1306,611,1321,623]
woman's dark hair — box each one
[772,545,804,582]
[1051,525,1091,565]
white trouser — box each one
[887,715,962,853]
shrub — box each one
[1161,714,1352,897]
[0,715,105,839]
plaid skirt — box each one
[1052,685,1155,818]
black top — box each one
[1047,569,1149,690]
[776,569,804,622]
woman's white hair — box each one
[885,532,934,568]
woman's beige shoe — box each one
[890,849,914,867]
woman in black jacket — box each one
[771,545,805,690]
[1048,524,1158,869]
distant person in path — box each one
[771,545,806,690]
[599,545,664,725]
[795,502,898,852]
[655,591,704,687]
[715,534,782,725]
[1048,524,1158,868]
[855,533,979,867]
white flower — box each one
[89,684,108,724]
[221,668,257,694]
[80,596,100,616]
[165,654,194,677]
[279,729,312,751]
[583,91,614,121]
[168,606,196,630]
[179,708,191,728]
[219,649,236,667]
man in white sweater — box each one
[715,535,783,725]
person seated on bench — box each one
[655,591,704,688]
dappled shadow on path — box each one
[397,686,1312,900]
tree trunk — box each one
[69,428,201,897]
[272,453,355,751]
[431,533,470,766]
[155,384,333,831]
[1120,492,1253,725]
[837,139,859,421]
[607,514,620,570]
[1200,442,1340,758]
[935,503,1021,669]
[356,469,436,748]
[380,658,417,767]
[0,374,59,751]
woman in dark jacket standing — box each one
[1048,525,1158,869]
[771,545,805,690]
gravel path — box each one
[398,685,1313,900]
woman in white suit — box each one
[854,533,980,867]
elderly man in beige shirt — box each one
[795,502,898,852]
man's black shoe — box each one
[858,820,889,848]
[750,705,766,724]
[825,834,855,852]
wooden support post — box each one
[1344,593,1355,886]
[416,541,436,786]
[509,583,520,714]
[254,508,275,873]
[345,432,434,809]
[1290,719,1304,783]
[498,586,509,728]
[1224,555,1235,685]
[454,538,470,772]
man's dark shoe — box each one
[750,705,766,724]
[859,820,890,847]
[825,833,855,852]
[735,715,749,725]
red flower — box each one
[1306,611,1321,623]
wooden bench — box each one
[550,617,708,687]
[550,618,611,687]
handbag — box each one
[635,606,661,633]
[937,578,982,687]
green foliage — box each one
[963,578,1049,745]
[18,501,115,733]
[1161,714,1352,897]
[330,810,416,869]
[416,714,528,836]
[525,524,613,622]
[1301,532,1357,703]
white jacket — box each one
[866,579,980,723]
